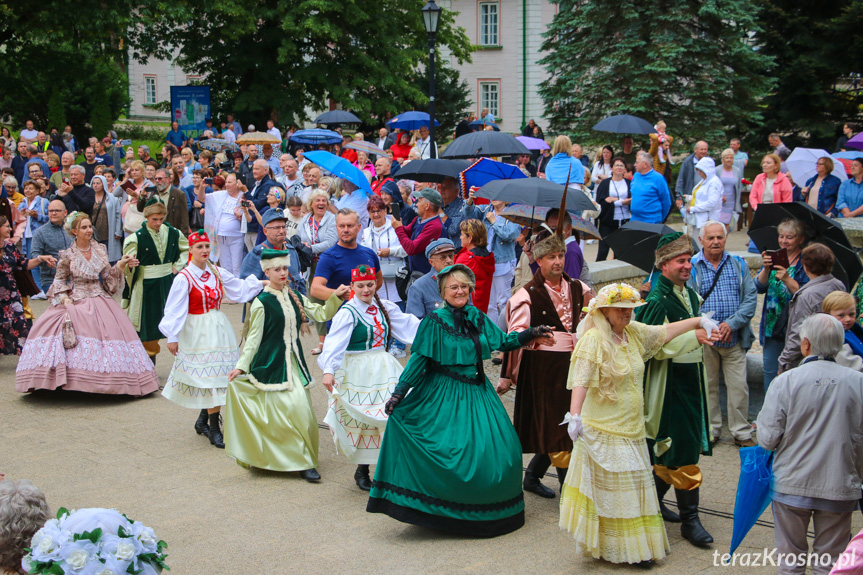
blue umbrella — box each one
[833,151,863,160]
[728,446,774,557]
[314,110,361,125]
[469,119,501,132]
[387,111,440,131]
[304,150,373,195]
[458,157,526,197]
[592,114,656,135]
[290,129,343,145]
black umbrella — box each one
[440,131,530,159]
[592,114,656,135]
[603,221,686,272]
[313,110,361,125]
[392,159,472,184]
[474,178,596,212]
[748,203,861,288]
[747,201,852,252]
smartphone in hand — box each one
[390,202,401,221]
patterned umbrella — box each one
[236,132,281,146]
[500,204,601,240]
[458,157,526,198]
[345,140,387,157]
[197,139,239,153]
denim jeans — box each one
[762,336,785,390]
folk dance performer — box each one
[497,233,592,497]
[122,199,188,364]
[158,230,264,448]
[318,265,421,491]
[636,232,717,547]
[225,249,347,480]
[559,282,716,566]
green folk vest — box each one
[248,291,312,385]
[344,304,390,352]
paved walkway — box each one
[3,226,860,573]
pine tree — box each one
[89,83,113,140]
[46,86,66,131]
[539,0,774,146]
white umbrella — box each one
[786,147,848,186]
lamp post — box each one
[422,0,441,159]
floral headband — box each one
[64,211,82,228]
[583,283,645,315]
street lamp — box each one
[422,0,441,158]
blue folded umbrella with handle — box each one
[728,445,774,558]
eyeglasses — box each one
[446,284,470,293]
[265,225,287,231]
[154,177,166,181]
[369,209,385,214]
[48,209,65,213]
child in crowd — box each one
[823,290,863,371]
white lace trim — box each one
[17,335,154,374]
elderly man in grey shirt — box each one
[29,200,72,293]
[757,313,863,575]
[406,239,455,319]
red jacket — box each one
[455,247,496,313]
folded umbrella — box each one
[313,110,361,125]
[786,147,847,186]
[729,446,774,557]
[592,114,656,135]
[603,221,680,272]
[290,129,343,145]
[500,204,601,240]
[304,151,373,195]
[441,131,530,159]
[387,111,440,132]
[515,136,549,150]
[458,157,526,198]
[391,159,472,184]
[474,178,595,212]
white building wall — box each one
[127,52,196,119]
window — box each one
[144,76,157,105]
[479,2,499,45]
[186,75,202,85]
[480,81,500,119]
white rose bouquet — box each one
[22,507,169,575]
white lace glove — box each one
[560,412,583,442]
[700,310,719,340]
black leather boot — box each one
[654,473,680,522]
[194,409,209,436]
[299,468,321,482]
[354,465,372,491]
[555,467,568,490]
[208,412,225,449]
[523,454,555,498]
[676,488,713,546]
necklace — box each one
[612,330,626,344]
[76,241,91,253]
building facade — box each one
[127,1,556,132]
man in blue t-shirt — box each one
[310,208,382,300]
[166,121,186,149]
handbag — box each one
[62,312,78,349]
[395,265,411,301]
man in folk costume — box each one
[636,232,715,547]
[122,199,189,364]
[225,249,346,480]
[497,230,592,497]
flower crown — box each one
[583,283,644,314]
[23,507,168,575]
[64,211,82,228]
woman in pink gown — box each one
[16,212,160,395]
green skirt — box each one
[367,364,525,537]
[136,274,174,342]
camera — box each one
[219,160,234,173]
[241,200,252,208]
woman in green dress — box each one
[367,264,553,536]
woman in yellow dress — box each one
[560,283,716,566]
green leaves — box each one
[72,527,103,544]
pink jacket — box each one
[749,171,793,211]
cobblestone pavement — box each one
[4,227,860,573]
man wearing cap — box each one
[241,208,305,293]
[498,233,592,498]
[406,238,456,319]
[636,232,715,548]
[392,187,446,276]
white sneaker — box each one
[389,347,407,359]
[32,292,47,300]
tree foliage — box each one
[0,0,130,137]
[131,0,473,127]
[539,0,774,146]
[753,0,863,143]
